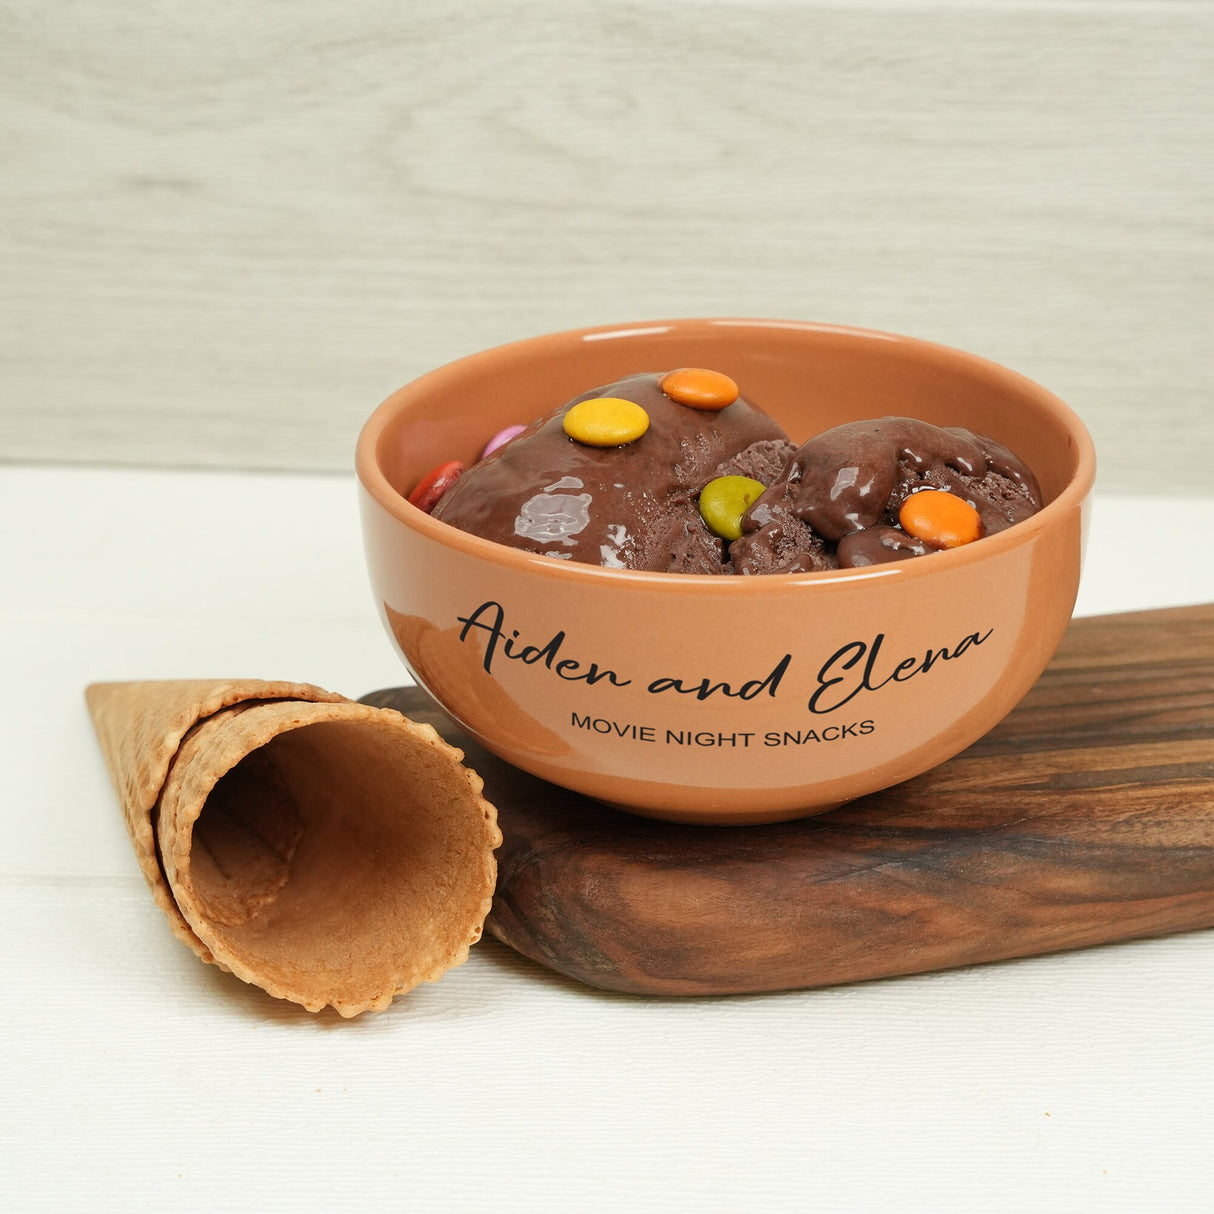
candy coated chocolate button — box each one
[563,398,650,447]
[482,424,526,459]
[699,476,767,541]
[659,368,739,410]
[899,489,982,549]
[408,460,465,514]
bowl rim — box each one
[355,316,1097,590]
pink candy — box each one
[481,424,526,459]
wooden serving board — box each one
[363,604,1214,996]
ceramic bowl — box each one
[356,318,1095,824]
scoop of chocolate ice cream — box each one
[430,373,794,573]
[731,416,1042,573]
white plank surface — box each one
[2,463,1214,1212]
[2,1,1212,491]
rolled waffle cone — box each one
[86,679,501,1016]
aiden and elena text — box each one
[455,600,993,716]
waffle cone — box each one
[85,679,500,1016]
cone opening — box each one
[191,746,304,927]
[180,715,489,997]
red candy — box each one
[408,460,465,513]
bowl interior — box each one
[366,319,1090,525]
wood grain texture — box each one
[363,604,1214,995]
[2,1,1212,489]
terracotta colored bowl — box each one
[356,319,1095,825]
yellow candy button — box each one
[563,397,650,446]
[698,475,767,541]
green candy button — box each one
[698,475,767,542]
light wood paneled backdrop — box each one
[2,0,1211,490]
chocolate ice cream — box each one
[430,372,793,573]
[418,374,1043,576]
[731,417,1042,574]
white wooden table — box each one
[3,466,1213,1213]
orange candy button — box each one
[898,490,982,549]
[659,368,739,410]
